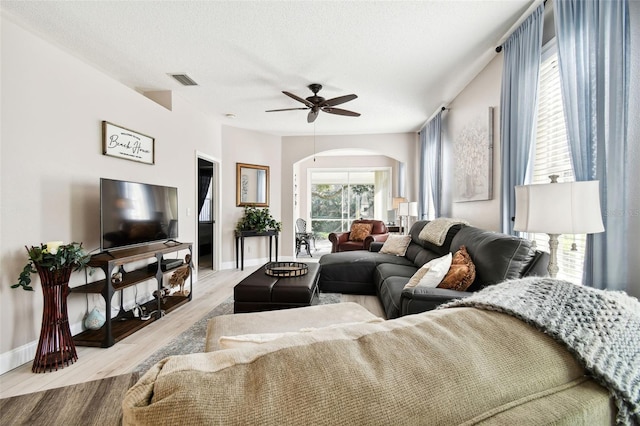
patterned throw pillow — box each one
[404,253,453,289]
[349,223,373,242]
[437,246,476,291]
[379,235,412,256]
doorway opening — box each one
[310,168,391,238]
[197,157,216,271]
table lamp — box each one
[408,202,419,232]
[392,197,407,226]
[513,176,604,278]
[398,203,409,234]
[409,202,418,218]
[397,202,418,235]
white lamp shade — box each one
[408,202,419,217]
[398,202,409,216]
[514,180,604,234]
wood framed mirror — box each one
[236,163,270,207]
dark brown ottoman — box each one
[234,263,321,313]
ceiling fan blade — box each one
[307,109,319,123]
[322,107,361,117]
[283,91,314,107]
[320,94,357,107]
[266,107,309,112]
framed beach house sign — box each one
[102,121,155,165]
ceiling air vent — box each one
[170,73,198,86]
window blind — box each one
[530,46,586,284]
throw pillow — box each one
[404,253,453,289]
[437,246,476,291]
[379,235,412,256]
[349,223,373,242]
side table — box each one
[235,230,279,270]
[387,225,404,234]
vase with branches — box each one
[12,241,90,373]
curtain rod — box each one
[495,0,546,52]
[418,1,544,132]
[418,106,449,133]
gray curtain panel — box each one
[554,0,631,290]
[499,4,545,235]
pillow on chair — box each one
[349,223,373,242]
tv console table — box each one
[71,241,193,348]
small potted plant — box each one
[236,205,282,233]
[13,241,90,291]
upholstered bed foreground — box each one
[123,279,639,425]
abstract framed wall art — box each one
[102,121,155,165]
[453,107,494,202]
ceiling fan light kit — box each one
[266,84,360,123]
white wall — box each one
[220,125,282,269]
[442,55,503,231]
[0,17,222,372]
[281,134,418,257]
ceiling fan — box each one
[266,84,360,123]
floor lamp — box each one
[513,176,604,278]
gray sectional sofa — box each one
[319,220,550,318]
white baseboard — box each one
[0,341,38,375]
[0,317,87,375]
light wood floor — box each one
[0,265,385,399]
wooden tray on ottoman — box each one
[264,262,308,277]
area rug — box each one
[133,293,341,374]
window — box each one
[309,169,390,239]
[529,42,585,284]
[199,181,213,222]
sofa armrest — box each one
[400,287,472,316]
[328,231,351,253]
[369,242,384,252]
[363,233,389,250]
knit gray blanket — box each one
[440,277,640,426]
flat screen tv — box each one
[100,178,178,251]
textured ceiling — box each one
[1,1,533,136]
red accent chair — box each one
[328,219,390,253]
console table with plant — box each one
[235,206,282,271]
